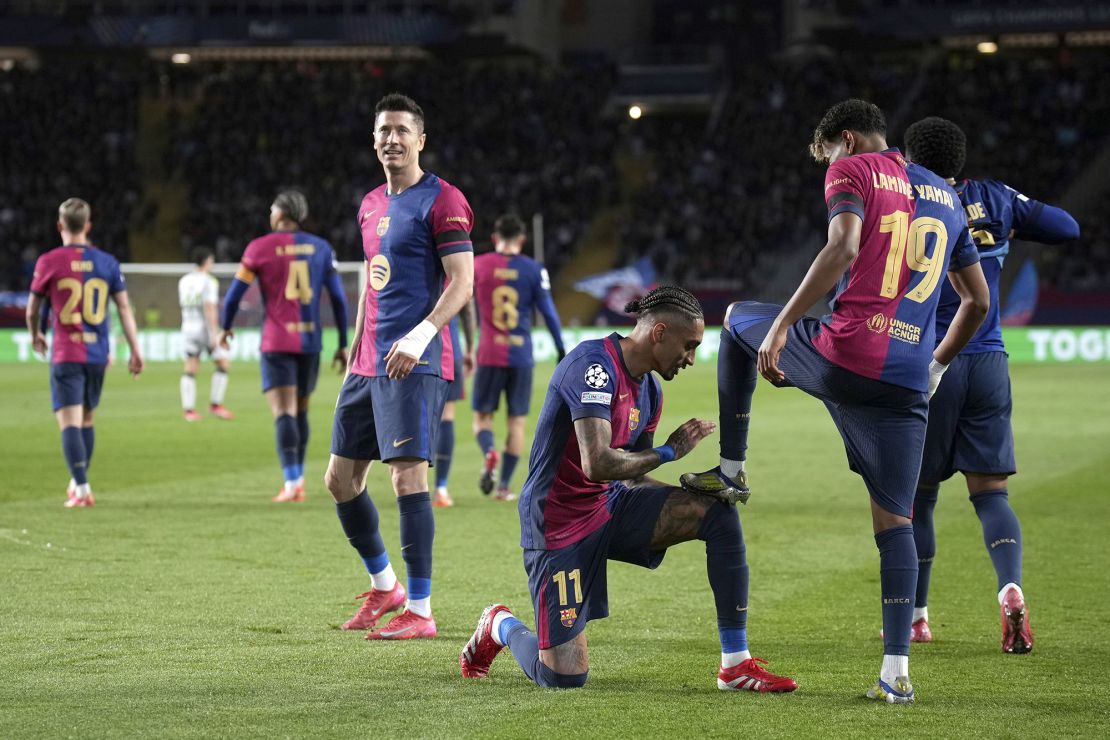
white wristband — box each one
[927,359,948,398]
[394,320,438,361]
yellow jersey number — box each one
[57,277,110,326]
[877,210,949,304]
[552,569,583,606]
[285,261,313,305]
[491,285,520,331]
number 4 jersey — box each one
[819,148,980,392]
[237,231,340,354]
[31,244,125,365]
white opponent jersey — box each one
[178,270,219,334]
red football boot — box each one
[209,403,234,420]
[460,604,513,678]
[493,486,516,502]
[910,618,933,643]
[479,450,499,495]
[272,482,305,503]
[184,409,202,422]
[366,609,437,640]
[341,582,407,631]
[1001,588,1034,654]
[717,657,798,693]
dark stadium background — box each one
[1,0,1108,328]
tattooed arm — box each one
[574,416,715,483]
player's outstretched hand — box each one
[665,418,716,460]
[128,352,144,377]
[757,324,788,384]
[333,346,350,373]
[384,341,419,380]
[218,329,233,350]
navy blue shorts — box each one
[524,482,671,649]
[920,351,1016,484]
[260,352,320,396]
[472,365,533,416]
[331,373,449,463]
[50,362,107,412]
[446,355,466,403]
[727,301,928,519]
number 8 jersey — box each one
[474,252,554,368]
[818,148,981,392]
[237,231,339,354]
[31,244,125,365]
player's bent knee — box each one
[697,501,743,551]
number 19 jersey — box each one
[30,244,125,365]
[237,231,339,354]
[818,148,980,392]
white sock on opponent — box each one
[881,654,909,685]
[371,564,397,592]
[720,458,746,480]
[180,374,197,411]
[407,597,431,618]
[210,370,229,405]
[998,582,1023,605]
[913,606,928,622]
[721,649,751,668]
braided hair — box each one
[624,285,703,323]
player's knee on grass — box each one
[536,662,589,689]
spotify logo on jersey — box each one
[369,255,391,291]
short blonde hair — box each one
[58,198,91,233]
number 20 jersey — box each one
[818,148,980,392]
[474,252,551,368]
[238,231,339,354]
[30,244,125,365]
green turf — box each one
[2,359,1109,738]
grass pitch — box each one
[2,358,1109,738]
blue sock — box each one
[61,426,88,486]
[336,490,390,576]
[698,501,749,652]
[81,426,95,471]
[477,429,495,456]
[876,524,918,656]
[718,328,757,462]
[275,414,300,483]
[912,485,939,611]
[295,411,309,472]
[971,490,1022,590]
[397,492,434,600]
[502,620,588,688]
[499,452,519,489]
[435,419,454,488]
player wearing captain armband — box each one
[324,93,475,641]
[459,286,796,694]
[27,198,145,508]
[684,100,990,703]
[220,190,350,503]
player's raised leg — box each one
[967,473,1031,653]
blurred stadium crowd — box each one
[1,49,1105,294]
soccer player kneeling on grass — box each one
[460,286,796,693]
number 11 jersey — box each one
[818,148,980,392]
